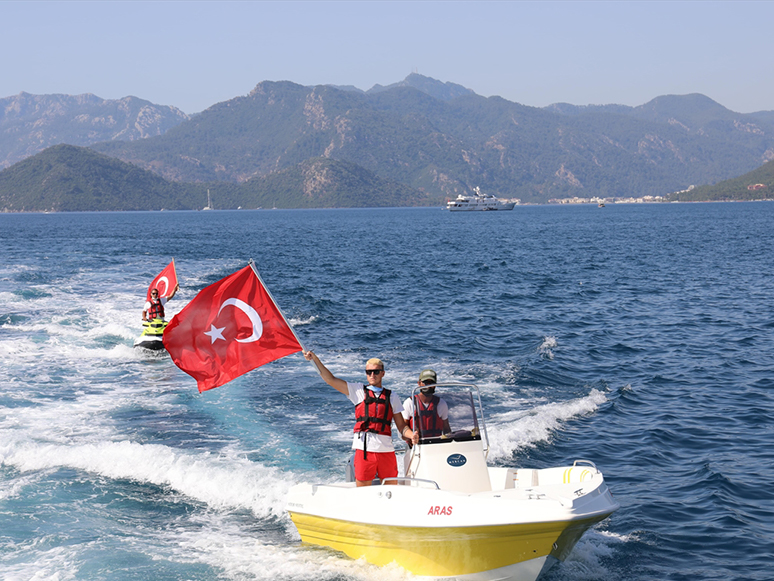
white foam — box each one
[538,335,558,359]
[487,389,608,461]
[0,471,42,501]
[1,439,296,520]
[552,528,630,580]
[176,514,413,581]
[1,544,79,581]
[288,315,318,326]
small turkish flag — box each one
[163,264,303,392]
[148,260,178,301]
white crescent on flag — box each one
[208,298,264,343]
[156,276,170,296]
[148,260,177,301]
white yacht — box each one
[447,187,516,211]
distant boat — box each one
[446,187,516,211]
[203,189,213,211]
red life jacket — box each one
[409,395,444,438]
[353,386,394,459]
[354,387,394,436]
[147,298,165,320]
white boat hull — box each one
[447,202,516,212]
[446,187,517,211]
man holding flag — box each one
[142,260,179,322]
[142,284,179,322]
[303,351,418,487]
[142,258,180,321]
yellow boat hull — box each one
[289,511,608,578]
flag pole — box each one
[247,259,322,377]
[247,259,306,351]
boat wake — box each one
[0,439,297,519]
[487,389,608,461]
[547,529,630,581]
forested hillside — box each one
[671,160,774,201]
[0,145,429,212]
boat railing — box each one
[573,459,598,470]
[380,476,440,489]
[313,477,440,491]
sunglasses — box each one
[365,369,384,375]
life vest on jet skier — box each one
[409,395,444,437]
[354,387,394,436]
[147,299,165,320]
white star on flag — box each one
[204,324,226,343]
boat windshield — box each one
[410,384,483,445]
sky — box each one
[2,0,773,115]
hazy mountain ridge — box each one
[0,92,189,169]
[366,73,476,101]
[327,72,475,102]
[546,93,774,134]
[2,74,774,208]
[88,77,774,202]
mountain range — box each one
[0,92,188,169]
[1,73,773,210]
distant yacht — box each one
[203,189,213,211]
[446,187,516,211]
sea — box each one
[1,202,773,581]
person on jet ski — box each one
[402,369,451,444]
[142,283,178,322]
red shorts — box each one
[353,449,398,482]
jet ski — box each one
[133,318,168,350]
[286,383,618,581]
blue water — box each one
[1,203,773,581]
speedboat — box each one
[286,384,618,581]
[447,187,517,211]
[133,318,168,350]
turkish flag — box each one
[163,265,303,392]
[148,260,178,300]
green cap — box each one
[418,369,437,384]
